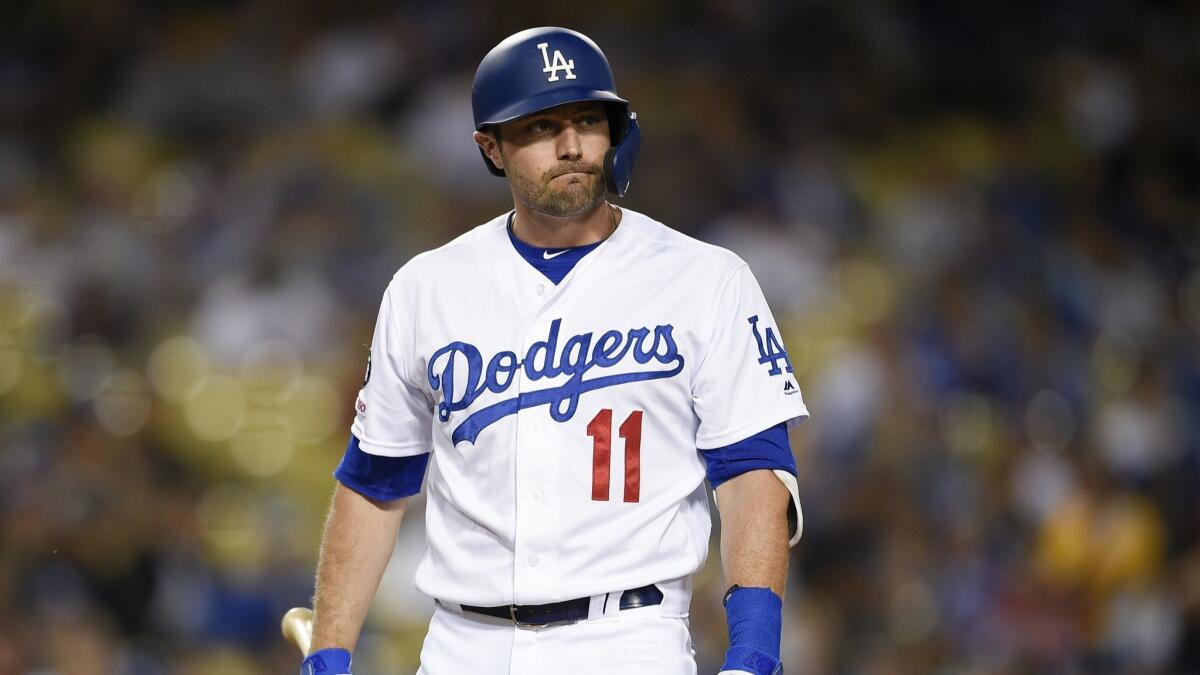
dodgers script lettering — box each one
[428,318,684,444]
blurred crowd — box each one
[0,1,1196,674]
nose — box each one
[556,125,582,162]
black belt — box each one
[460,583,663,627]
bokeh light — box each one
[230,415,295,478]
[1024,389,1076,453]
[131,162,202,233]
[18,293,71,363]
[184,375,248,442]
[94,369,153,437]
[148,335,211,403]
[284,375,342,444]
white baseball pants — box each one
[416,580,697,675]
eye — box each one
[579,115,602,127]
[529,119,555,133]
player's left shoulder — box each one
[616,208,748,275]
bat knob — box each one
[281,606,315,655]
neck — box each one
[511,200,620,248]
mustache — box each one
[545,163,601,180]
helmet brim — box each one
[474,87,628,130]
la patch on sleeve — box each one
[747,315,797,392]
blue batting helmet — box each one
[472,27,641,197]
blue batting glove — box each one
[301,648,352,675]
[719,586,784,675]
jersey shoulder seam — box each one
[619,210,747,269]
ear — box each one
[473,130,503,171]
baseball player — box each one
[302,27,807,675]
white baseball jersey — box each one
[350,208,807,606]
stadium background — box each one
[1,1,1196,673]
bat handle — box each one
[281,606,314,655]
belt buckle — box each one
[509,604,537,629]
[509,604,568,630]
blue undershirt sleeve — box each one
[334,435,430,501]
[699,422,796,489]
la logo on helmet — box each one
[536,42,576,82]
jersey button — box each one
[531,420,541,432]
[531,489,543,501]
[528,555,540,567]
[535,283,545,295]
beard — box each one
[507,159,606,217]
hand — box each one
[300,647,352,675]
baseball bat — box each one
[281,606,314,655]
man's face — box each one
[480,101,611,217]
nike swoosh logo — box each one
[543,250,569,259]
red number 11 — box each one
[586,409,643,503]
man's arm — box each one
[715,468,790,596]
[714,468,791,675]
[309,482,408,654]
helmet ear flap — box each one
[605,103,629,146]
[604,112,640,197]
